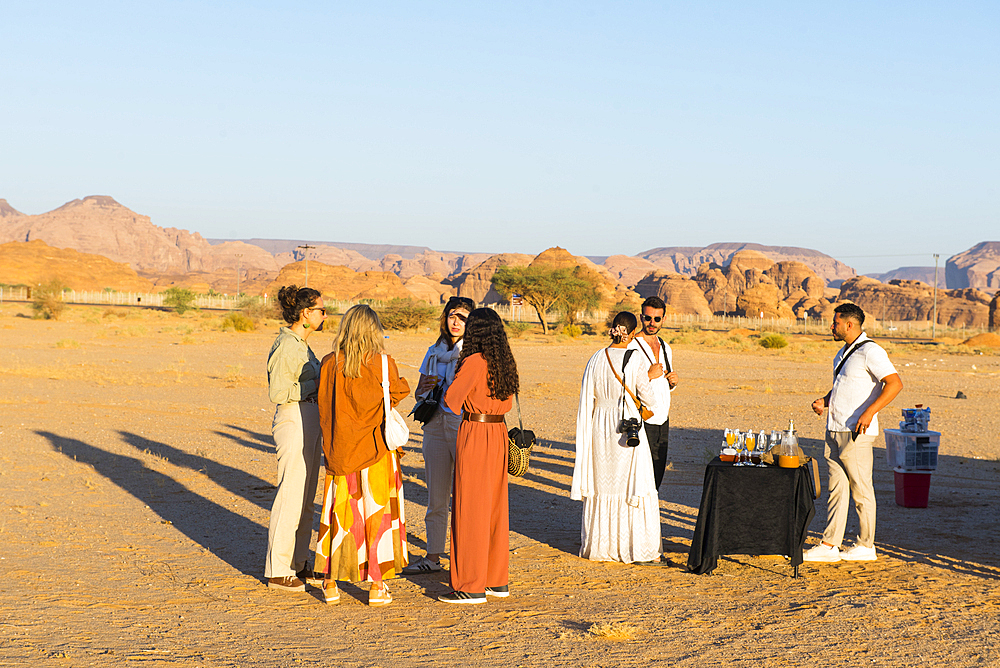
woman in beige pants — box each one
[265,285,327,591]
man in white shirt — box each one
[804,303,902,563]
[628,296,679,490]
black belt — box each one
[463,412,505,423]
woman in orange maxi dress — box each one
[438,308,519,604]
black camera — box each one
[618,418,642,447]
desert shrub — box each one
[221,312,256,332]
[162,287,197,314]
[30,280,67,320]
[504,321,532,339]
[238,295,278,324]
[54,339,81,349]
[376,298,437,330]
[679,324,701,333]
[759,333,789,349]
[562,323,583,338]
[103,308,128,319]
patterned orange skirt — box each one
[315,451,408,583]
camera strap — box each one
[605,348,640,424]
[834,339,872,378]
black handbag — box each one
[411,383,443,425]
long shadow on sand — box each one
[38,430,263,576]
[118,430,277,512]
[213,424,273,454]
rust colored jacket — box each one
[318,351,410,476]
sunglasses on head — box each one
[642,315,661,323]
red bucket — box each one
[894,468,931,508]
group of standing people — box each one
[265,289,518,606]
[264,286,901,609]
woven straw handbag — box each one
[507,394,535,477]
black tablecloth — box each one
[687,458,816,575]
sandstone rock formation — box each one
[264,261,416,303]
[736,284,796,319]
[866,267,944,288]
[445,253,534,304]
[638,242,856,286]
[632,272,712,315]
[602,255,662,287]
[946,241,1000,290]
[529,247,638,307]
[0,240,154,291]
[990,291,999,331]
[274,245,376,273]
[0,199,24,218]
[838,276,990,327]
[403,274,455,305]
[0,196,279,276]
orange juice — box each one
[778,455,799,468]
[745,434,755,449]
[725,432,736,446]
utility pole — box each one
[297,244,316,287]
[932,253,940,339]
[235,253,243,299]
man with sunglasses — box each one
[628,296,679,490]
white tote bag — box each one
[381,354,409,450]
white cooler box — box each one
[884,429,940,471]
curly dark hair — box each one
[458,308,519,401]
[276,285,321,324]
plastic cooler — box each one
[884,429,940,470]
[884,429,940,508]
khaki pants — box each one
[421,410,461,555]
[265,402,322,578]
[823,430,877,549]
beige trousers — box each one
[823,430,877,549]
[265,402,323,578]
[421,410,461,555]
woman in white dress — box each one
[571,311,662,563]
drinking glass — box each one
[755,430,768,467]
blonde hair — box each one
[332,304,385,378]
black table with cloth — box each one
[687,458,816,576]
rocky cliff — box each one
[0,196,279,276]
[946,241,1000,290]
[638,242,856,286]
[838,277,991,327]
[263,261,416,302]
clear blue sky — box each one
[2,1,997,274]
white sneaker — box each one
[803,543,841,563]
[841,544,877,561]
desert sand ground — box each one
[1,303,999,668]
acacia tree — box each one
[492,265,601,334]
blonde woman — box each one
[315,305,410,606]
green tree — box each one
[492,265,601,335]
[162,287,197,314]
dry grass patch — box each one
[588,622,639,641]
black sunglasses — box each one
[642,315,661,323]
[308,307,327,315]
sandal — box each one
[369,583,392,607]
